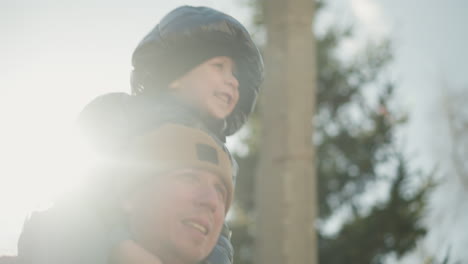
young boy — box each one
[78,5,263,264]
[130,5,264,141]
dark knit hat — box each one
[131,5,264,136]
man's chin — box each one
[169,240,213,264]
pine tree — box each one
[229,1,433,263]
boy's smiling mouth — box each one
[214,91,232,106]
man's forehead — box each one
[168,167,220,179]
[170,168,225,186]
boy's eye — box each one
[232,68,239,79]
[213,63,224,69]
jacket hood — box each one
[131,6,264,136]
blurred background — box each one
[1,0,467,263]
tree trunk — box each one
[256,0,317,263]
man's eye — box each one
[179,173,199,183]
[215,184,227,202]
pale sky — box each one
[2,0,468,261]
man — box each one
[110,123,234,264]
[15,123,234,264]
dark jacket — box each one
[17,198,123,264]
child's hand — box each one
[109,240,163,264]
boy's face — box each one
[170,56,239,120]
[124,168,227,264]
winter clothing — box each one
[131,5,264,136]
[77,92,237,264]
[17,5,262,263]
[17,118,235,264]
[17,200,116,264]
[77,92,238,182]
[18,209,234,264]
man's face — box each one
[124,168,227,264]
[170,56,240,120]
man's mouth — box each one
[182,220,209,235]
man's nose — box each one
[195,184,220,213]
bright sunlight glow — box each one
[1,0,251,255]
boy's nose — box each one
[225,71,239,91]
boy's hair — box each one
[131,6,264,136]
